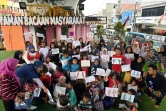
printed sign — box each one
[55,86,66,95]
[72,55,80,60]
[60,35,67,40]
[96,68,111,76]
[81,60,90,67]
[80,47,88,52]
[87,32,94,40]
[73,40,81,47]
[34,88,41,97]
[66,38,73,43]
[131,70,141,78]
[61,60,68,66]
[121,64,131,72]
[128,84,138,92]
[76,71,86,79]
[101,55,110,62]
[36,33,44,37]
[108,51,116,57]
[70,72,77,80]
[105,87,118,97]
[125,53,134,59]
[121,93,135,103]
[48,62,57,71]
[52,48,59,54]
[112,58,122,64]
[85,76,96,83]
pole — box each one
[133,2,137,32]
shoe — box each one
[153,105,159,108]
[29,106,37,110]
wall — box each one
[46,26,54,45]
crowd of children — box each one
[1,37,166,111]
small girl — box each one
[27,45,40,64]
[54,67,64,84]
[81,54,90,76]
[101,48,109,69]
[108,72,119,88]
[91,59,102,76]
[39,41,50,61]
[70,57,80,72]
[124,46,135,65]
[49,42,60,65]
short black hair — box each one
[128,89,136,95]
[148,64,157,71]
[42,65,48,73]
[83,92,91,99]
[115,48,121,52]
[59,95,69,106]
[68,81,75,87]
[72,57,78,61]
[149,40,153,44]
[63,50,69,55]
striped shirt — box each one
[0,74,19,102]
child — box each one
[131,56,145,72]
[93,49,100,56]
[60,45,66,53]
[78,92,92,111]
[67,81,77,107]
[124,46,135,65]
[57,95,72,111]
[61,51,72,71]
[70,57,80,72]
[88,79,99,96]
[72,49,78,55]
[101,48,109,69]
[54,67,65,84]
[112,48,125,73]
[49,42,60,65]
[97,76,104,94]
[81,54,90,76]
[67,47,73,56]
[39,41,50,61]
[91,59,102,76]
[27,45,40,63]
[108,72,119,88]
[40,66,51,89]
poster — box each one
[112,58,122,64]
[101,55,110,62]
[121,93,135,103]
[128,84,138,92]
[85,76,95,83]
[61,60,68,66]
[96,68,106,76]
[73,40,81,47]
[72,55,81,60]
[81,60,90,67]
[60,35,67,40]
[131,70,141,78]
[52,48,59,54]
[125,54,134,59]
[76,71,86,79]
[70,72,77,80]
[105,87,118,97]
[55,86,66,95]
[121,64,131,72]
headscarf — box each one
[132,42,140,54]
[159,45,166,56]
[0,58,21,87]
[94,49,100,56]
[14,51,26,64]
[102,48,108,55]
[92,58,102,73]
[139,44,148,57]
[29,45,36,53]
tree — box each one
[95,25,106,40]
[114,21,126,38]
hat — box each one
[34,60,43,69]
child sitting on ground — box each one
[57,95,72,111]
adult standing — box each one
[144,64,166,108]
[0,58,21,111]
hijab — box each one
[131,56,145,72]
[139,44,148,57]
[159,45,166,56]
[132,42,140,54]
[0,58,21,87]
[29,45,36,53]
[14,51,26,64]
[93,59,102,72]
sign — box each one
[121,64,131,72]
[36,33,44,37]
[128,84,138,92]
[61,60,68,66]
[81,60,90,67]
[87,32,94,40]
[70,72,77,80]
[48,62,57,71]
[55,86,66,95]
[101,55,110,62]
[52,48,59,54]
[76,71,86,79]
[112,58,122,64]
[136,17,156,24]
[0,16,86,25]
[72,55,80,60]
[121,93,135,103]
[105,87,118,97]
[85,76,96,83]
[91,56,99,62]
[124,53,134,59]
[122,11,133,24]
[34,88,41,97]
[60,35,67,40]
[73,40,81,47]
[96,68,111,76]
[108,51,115,57]
[131,70,141,78]
[161,16,166,25]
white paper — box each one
[47,90,54,102]
[121,64,131,72]
[85,76,96,83]
[70,72,77,80]
[121,93,135,103]
[80,47,88,52]
[46,72,52,77]
[131,70,141,78]
[81,60,90,67]
[128,84,138,92]
[52,48,59,54]
[76,71,86,79]
[105,87,118,97]
[108,51,116,57]
[34,88,41,97]
[37,33,44,37]
[125,54,134,59]
[61,60,68,66]
[112,58,122,64]
[105,68,111,76]
[66,38,73,43]
[48,62,57,70]
[91,56,99,62]
[101,55,110,62]
[22,51,31,64]
[55,86,66,95]
[96,68,106,76]
[60,35,67,40]
[73,40,81,47]
[72,55,80,60]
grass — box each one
[0,51,166,111]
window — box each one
[142,6,165,17]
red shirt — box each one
[0,74,20,102]
[80,59,90,76]
[108,77,119,88]
[54,73,64,83]
[112,54,125,72]
[27,52,40,60]
[40,75,51,87]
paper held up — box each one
[105,87,118,97]
[34,88,41,97]
[112,58,122,64]
[60,35,67,40]
[61,60,68,66]
[36,33,44,38]
[52,48,59,54]
[121,93,135,103]
[121,64,131,72]
[73,40,81,47]
[81,60,90,67]
[128,84,138,92]
[48,62,57,71]
[72,55,80,60]
[124,53,134,59]
[96,68,111,76]
[101,55,110,62]
[66,38,73,43]
[80,47,88,52]
[70,72,77,80]
[108,51,116,57]
[85,76,96,83]
[130,70,141,78]
[22,51,31,64]
[55,86,66,95]
[75,71,86,79]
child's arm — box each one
[35,52,40,59]
[27,52,35,60]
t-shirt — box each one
[112,54,125,72]
[40,75,51,87]
[78,100,92,110]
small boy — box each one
[70,57,80,72]
[78,92,92,111]
[61,50,72,71]
[57,95,72,111]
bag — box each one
[94,101,104,110]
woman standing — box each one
[0,58,21,111]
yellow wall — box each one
[1,0,8,6]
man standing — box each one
[144,64,166,108]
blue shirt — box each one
[61,56,72,71]
[70,64,80,72]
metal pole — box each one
[133,2,137,32]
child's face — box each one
[16,98,23,104]
[46,57,51,62]
[127,91,132,95]
[111,47,115,51]
[68,48,72,51]
[96,52,100,56]
[103,50,107,54]
[127,48,131,53]
[83,97,89,103]
[131,81,136,86]
[73,50,77,54]
[41,43,46,47]
[107,42,111,45]
[112,75,116,80]
[95,90,99,95]
[78,79,83,83]
[30,48,35,52]
[63,54,69,58]
[94,60,99,66]
[67,83,72,89]
[58,42,61,46]
[137,57,142,63]
[77,48,80,52]
[51,44,55,48]
[62,47,66,50]
[19,53,22,58]
[83,56,88,59]
[160,46,164,52]
[98,76,102,80]
[73,59,78,64]
[115,49,121,55]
